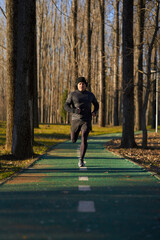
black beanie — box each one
[76,77,88,86]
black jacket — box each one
[64,90,99,121]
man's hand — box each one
[77,108,81,114]
[92,112,96,117]
[75,108,81,114]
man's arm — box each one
[92,94,99,116]
[64,93,80,114]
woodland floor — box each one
[105,132,160,176]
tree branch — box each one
[51,0,73,19]
[0,6,6,19]
[0,44,6,50]
[98,0,102,13]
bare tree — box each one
[121,0,136,148]
[142,0,159,148]
[33,0,38,128]
[5,0,18,152]
[86,0,91,91]
[98,0,106,127]
[37,0,44,123]
[4,0,156,128]
[12,0,36,159]
[135,0,145,130]
[113,0,120,126]
[0,17,6,121]
[72,0,78,88]
[151,45,157,129]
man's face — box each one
[78,82,86,92]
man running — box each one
[64,77,99,167]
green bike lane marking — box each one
[0,134,160,240]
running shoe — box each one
[78,159,85,167]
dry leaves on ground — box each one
[105,132,160,176]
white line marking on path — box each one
[78,201,95,212]
[79,177,88,181]
[78,185,91,191]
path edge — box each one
[106,149,160,181]
[0,140,69,186]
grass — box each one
[0,121,122,181]
[33,124,122,154]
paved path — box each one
[0,134,160,240]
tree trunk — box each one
[72,0,78,88]
[5,0,18,152]
[121,0,136,148]
[113,0,120,126]
[151,78,156,129]
[12,0,35,159]
[0,33,6,121]
[37,0,44,123]
[151,46,157,129]
[33,0,39,128]
[98,0,106,127]
[86,0,91,91]
[135,0,145,130]
[142,1,159,148]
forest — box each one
[0,0,160,159]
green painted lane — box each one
[0,134,160,240]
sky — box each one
[0,0,6,19]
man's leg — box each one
[71,120,81,143]
[79,122,91,163]
[80,129,89,161]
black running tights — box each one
[71,128,89,160]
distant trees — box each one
[32,0,160,132]
[0,0,160,152]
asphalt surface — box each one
[0,134,160,240]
